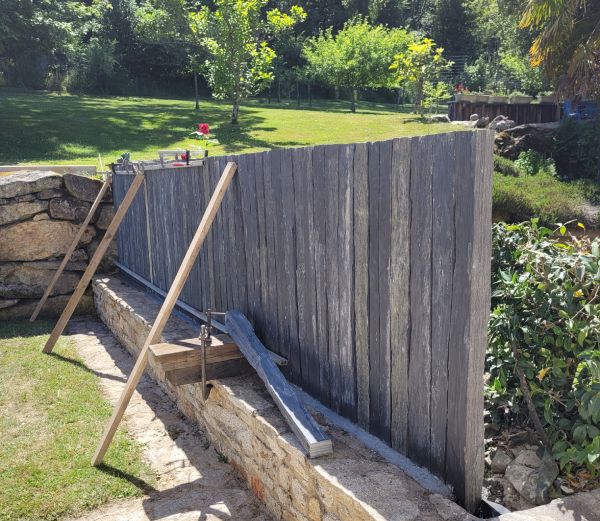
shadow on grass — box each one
[0,319,53,339]
[48,352,128,383]
[96,463,156,493]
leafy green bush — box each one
[487,221,600,476]
[492,171,593,226]
[494,154,521,177]
[514,149,557,177]
[553,119,600,181]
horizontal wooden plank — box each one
[165,358,254,386]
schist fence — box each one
[113,130,494,511]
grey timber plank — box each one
[367,140,381,434]
[377,138,392,443]
[407,135,433,467]
[312,145,329,406]
[389,137,411,453]
[338,143,356,419]
[325,144,340,411]
[430,132,455,477]
[353,141,369,430]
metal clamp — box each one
[198,309,214,400]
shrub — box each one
[492,171,593,226]
[487,221,600,476]
[553,119,600,181]
[514,149,556,177]
[494,154,521,177]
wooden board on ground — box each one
[225,310,332,459]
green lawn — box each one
[0,89,457,167]
[0,320,154,521]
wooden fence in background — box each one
[113,130,494,511]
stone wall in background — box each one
[0,171,116,320]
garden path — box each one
[65,316,270,521]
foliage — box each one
[492,171,596,226]
[487,221,600,476]
[303,18,411,112]
[514,149,556,177]
[494,154,522,177]
[553,119,600,182]
[390,36,452,114]
[0,320,153,520]
[189,0,305,123]
[519,0,600,100]
[422,81,453,110]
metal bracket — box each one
[198,309,214,400]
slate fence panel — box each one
[113,130,494,511]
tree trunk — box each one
[194,73,200,111]
[277,77,281,103]
[396,87,402,110]
[335,86,340,100]
[308,83,312,107]
[296,81,300,107]
[231,99,240,124]
[414,77,424,114]
[350,88,357,113]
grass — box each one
[0,88,458,167]
[493,171,599,227]
[0,320,154,521]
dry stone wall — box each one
[0,171,116,320]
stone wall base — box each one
[93,274,475,521]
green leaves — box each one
[487,220,600,476]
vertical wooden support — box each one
[91,161,237,465]
[42,172,145,354]
[30,178,112,322]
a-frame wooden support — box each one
[42,171,146,354]
[92,161,238,465]
[30,177,112,322]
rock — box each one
[491,119,516,132]
[0,200,48,225]
[30,259,87,271]
[505,449,559,505]
[64,174,111,203]
[0,298,19,309]
[491,115,507,125]
[502,479,536,511]
[49,197,92,222]
[37,188,66,199]
[87,237,118,272]
[33,212,50,221]
[494,123,558,160]
[429,114,450,123]
[95,204,115,230]
[491,450,513,473]
[470,114,479,121]
[0,262,81,298]
[0,293,94,321]
[0,198,8,205]
[560,484,575,495]
[0,171,62,199]
[476,116,490,128]
[15,194,36,202]
[0,220,95,261]
[71,249,89,262]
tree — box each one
[303,18,411,112]
[390,37,452,114]
[189,0,305,123]
[519,0,600,100]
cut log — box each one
[149,334,253,386]
[225,310,333,458]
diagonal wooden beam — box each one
[30,177,112,322]
[42,172,146,354]
[92,161,238,465]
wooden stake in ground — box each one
[92,161,238,466]
[30,177,112,322]
[42,172,146,354]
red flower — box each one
[198,123,210,135]
[180,152,187,160]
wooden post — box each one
[30,178,112,322]
[42,172,145,354]
[92,161,237,465]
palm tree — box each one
[519,0,600,99]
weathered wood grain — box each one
[353,142,369,430]
[407,135,433,467]
[430,132,455,477]
[390,137,411,454]
[338,143,356,419]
